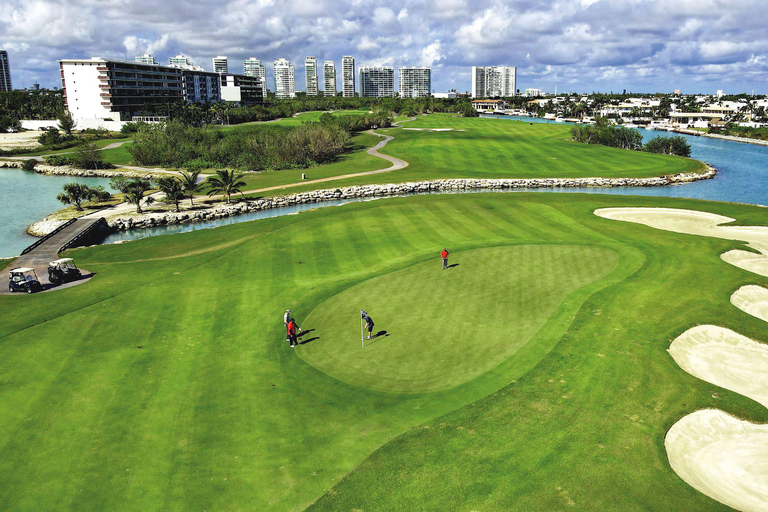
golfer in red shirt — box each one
[287,318,299,348]
[441,248,449,270]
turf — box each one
[1,192,765,511]
[301,245,618,393]
[13,137,133,157]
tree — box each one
[157,176,185,212]
[74,142,111,169]
[57,110,76,134]
[124,180,155,214]
[21,159,37,172]
[109,175,132,194]
[179,170,203,206]
[644,136,692,157]
[56,183,96,211]
[206,169,246,204]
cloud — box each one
[0,0,767,93]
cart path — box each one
[3,139,134,161]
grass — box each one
[1,191,765,510]
[15,137,133,157]
[44,195,124,221]
[100,143,135,166]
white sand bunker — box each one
[596,207,768,511]
[669,325,768,408]
[666,409,768,512]
[595,208,768,279]
[732,285,768,323]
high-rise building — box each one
[0,50,12,92]
[359,66,395,98]
[243,58,267,90]
[273,58,295,99]
[182,69,221,103]
[471,66,517,98]
[305,56,319,96]
[323,61,336,97]
[399,67,431,98]
[169,54,194,68]
[213,56,228,74]
[135,53,158,65]
[342,55,355,98]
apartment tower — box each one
[0,50,11,92]
[323,61,336,97]
[135,54,158,65]
[471,66,517,98]
[273,58,296,99]
[359,66,395,98]
[399,67,431,98]
[305,56,319,96]
[243,58,267,90]
[342,55,355,97]
[213,56,229,74]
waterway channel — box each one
[3,116,767,257]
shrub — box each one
[45,155,73,166]
[644,136,692,157]
[21,159,37,172]
[120,121,148,135]
[571,123,643,151]
[73,142,115,169]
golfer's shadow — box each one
[365,330,390,346]
[298,329,319,345]
[446,263,459,269]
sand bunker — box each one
[666,409,768,512]
[596,206,768,511]
[0,131,42,150]
[732,285,768,323]
[669,325,768,408]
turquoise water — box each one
[4,117,768,255]
[0,169,114,258]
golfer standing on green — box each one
[441,248,449,270]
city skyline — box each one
[2,0,767,94]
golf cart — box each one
[8,267,42,294]
[48,258,81,285]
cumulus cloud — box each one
[0,0,767,93]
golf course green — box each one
[2,190,766,510]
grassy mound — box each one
[301,245,618,393]
[1,192,766,511]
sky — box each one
[1,0,767,95]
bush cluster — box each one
[44,144,116,170]
[644,136,692,157]
[570,123,644,151]
[127,115,388,171]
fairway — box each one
[301,245,618,393]
[2,192,767,511]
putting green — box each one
[299,245,618,393]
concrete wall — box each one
[20,120,59,130]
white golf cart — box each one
[48,258,81,285]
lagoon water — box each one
[3,116,768,256]
[0,170,113,258]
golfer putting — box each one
[360,310,376,347]
[441,248,449,269]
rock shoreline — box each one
[107,167,717,233]
[0,159,168,179]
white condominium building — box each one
[305,56,319,96]
[399,67,431,98]
[471,66,517,98]
[169,54,194,68]
[342,55,355,97]
[213,56,228,74]
[273,58,296,99]
[243,58,267,89]
[359,66,394,98]
[323,61,336,97]
[135,53,157,65]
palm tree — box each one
[124,180,155,214]
[206,169,246,204]
[57,183,96,211]
[179,170,203,206]
[157,176,185,212]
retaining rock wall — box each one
[108,168,716,232]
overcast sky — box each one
[2,0,767,94]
